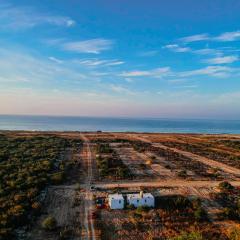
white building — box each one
[127,191,155,208]
[108,194,124,209]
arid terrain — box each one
[1,131,240,240]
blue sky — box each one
[0,0,240,119]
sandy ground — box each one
[94,179,240,189]
[79,133,96,240]
[129,133,240,177]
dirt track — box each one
[129,134,240,176]
[80,134,96,240]
[94,180,240,189]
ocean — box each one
[0,115,240,133]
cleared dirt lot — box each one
[111,144,161,179]
[27,186,83,240]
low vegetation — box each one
[100,195,227,240]
[220,140,240,151]
[0,134,82,239]
[131,141,152,153]
[168,232,203,240]
[41,215,57,230]
[211,182,240,221]
[163,141,240,169]
[96,143,131,179]
[136,142,224,179]
[92,138,130,144]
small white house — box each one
[108,194,124,209]
[127,191,155,208]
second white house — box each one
[127,191,155,208]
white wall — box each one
[109,198,124,209]
[127,196,154,208]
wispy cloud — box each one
[0,48,91,87]
[0,4,75,29]
[120,70,150,77]
[120,67,171,78]
[180,66,235,78]
[162,44,191,52]
[110,84,137,95]
[119,65,234,81]
[180,30,240,43]
[62,38,114,54]
[204,55,238,64]
[193,48,222,56]
[180,34,209,43]
[0,47,130,103]
[215,31,240,42]
[73,58,124,67]
[48,56,63,64]
[163,43,225,58]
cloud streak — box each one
[62,39,114,54]
[110,84,137,95]
[74,58,124,67]
[120,67,171,78]
[215,31,240,42]
[193,48,222,56]
[180,66,235,78]
[180,34,209,43]
[48,57,63,64]
[162,44,191,52]
[204,55,238,64]
[0,4,75,29]
[181,30,240,43]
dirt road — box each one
[94,179,240,189]
[129,134,240,176]
[80,134,96,240]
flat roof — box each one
[127,193,154,199]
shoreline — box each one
[1,115,240,134]
[1,130,240,137]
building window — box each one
[119,200,121,204]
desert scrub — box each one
[42,216,57,230]
[168,232,203,240]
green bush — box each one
[177,170,187,178]
[168,232,203,240]
[219,181,234,191]
[221,207,238,220]
[194,207,207,221]
[41,216,57,230]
